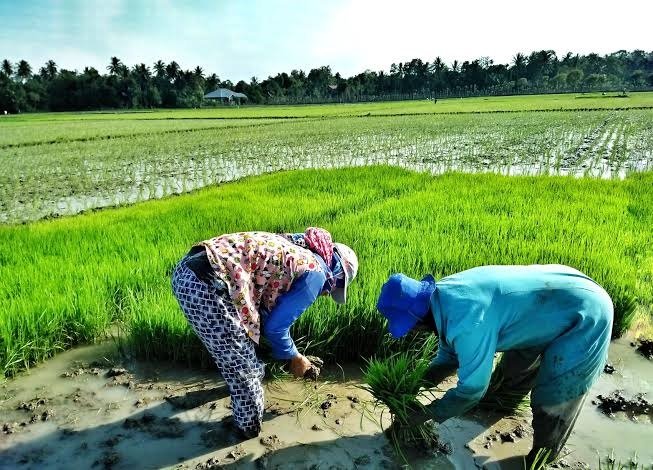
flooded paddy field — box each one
[1,338,650,469]
[1,94,652,469]
[1,97,653,223]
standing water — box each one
[0,338,650,469]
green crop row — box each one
[3,91,653,126]
[2,109,652,224]
[1,167,651,377]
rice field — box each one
[1,93,652,378]
[1,166,652,377]
[2,98,653,224]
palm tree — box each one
[1,59,12,77]
[107,56,123,75]
[205,73,219,91]
[118,64,129,78]
[193,66,204,79]
[511,53,527,80]
[133,63,151,82]
[16,60,32,82]
[45,60,58,79]
[512,53,526,69]
[153,60,166,78]
[165,61,180,82]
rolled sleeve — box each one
[425,339,458,386]
[262,270,326,360]
[428,331,497,422]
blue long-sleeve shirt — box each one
[425,264,613,422]
[262,257,329,360]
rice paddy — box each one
[1,93,653,379]
[2,95,653,224]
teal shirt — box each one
[426,264,613,422]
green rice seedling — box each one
[1,165,652,376]
[526,448,551,470]
[478,353,532,414]
[3,102,653,224]
[598,451,647,470]
[363,352,440,454]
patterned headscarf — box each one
[303,227,334,266]
[283,227,339,291]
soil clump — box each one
[594,390,652,421]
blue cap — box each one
[376,273,436,338]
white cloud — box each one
[2,0,652,81]
[311,0,653,74]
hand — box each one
[289,354,312,378]
[385,407,433,440]
[405,407,431,427]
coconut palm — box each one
[205,73,219,91]
[133,63,151,82]
[153,60,166,78]
[107,56,123,75]
[45,60,58,79]
[16,60,32,82]
[1,59,12,77]
[193,66,204,79]
[165,61,180,82]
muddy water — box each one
[0,339,650,470]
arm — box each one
[263,270,326,360]
[425,340,458,386]
[425,331,497,423]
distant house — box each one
[204,88,248,105]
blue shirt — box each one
[262,256,329,360]
[426,264,613,422]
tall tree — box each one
[153,60,166,78]
[107,57,123,75]
[165,61,180,82]
[205,73,219,91]
[45,60,58,79]
[1,59,12,77]
[16,60,32,82]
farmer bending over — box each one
[376,264,613,464]
[172,228,358,439]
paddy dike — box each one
[0,338,651,470]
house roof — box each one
[204,88,248,99]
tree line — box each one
[1,50,652,112]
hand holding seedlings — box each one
[376,265,615,465]
[170,229,358,438]
[290,354,313,378]
[303,355,324,380]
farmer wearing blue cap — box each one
[377,264,613,464]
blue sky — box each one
[1,0,652,81]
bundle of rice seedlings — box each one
[478,353,532,414]
[363,352,440,452]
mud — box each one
[303,355,324,381]
[634,339,653,360]
[594,391,652,420]
[0,338,651,469]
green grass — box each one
[1,167,652,377]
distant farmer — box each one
[376,264,613,464]
[172,228,358,439]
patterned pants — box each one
[171,258,265,435]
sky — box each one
[1,0,652,82]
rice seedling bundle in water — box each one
[363,352,440,451]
